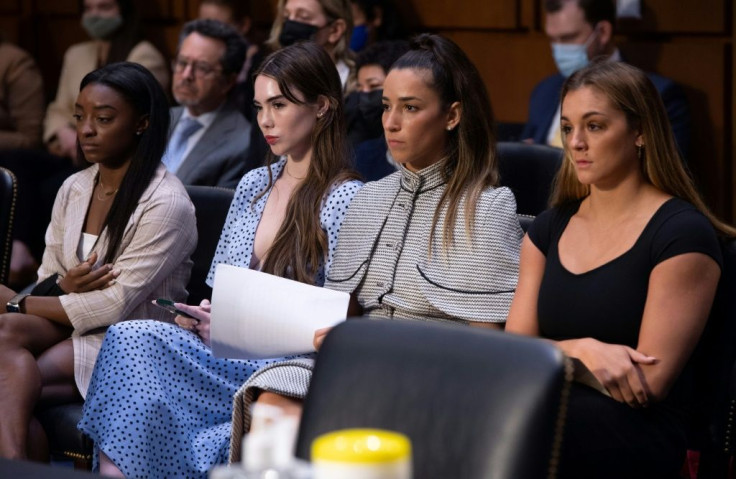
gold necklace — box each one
[284,164,307,181]
[95,178,119,202]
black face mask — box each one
[279,20,320,47]
[345,89,384,144]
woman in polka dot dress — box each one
[78,42,362,478]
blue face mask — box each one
[350,24,370,52]
[551,29,597,78]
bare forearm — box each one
[23,296,71,326]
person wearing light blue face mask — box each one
[550,26,598,78]
[521,0,691,159]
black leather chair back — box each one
[185,185,234,305]
[497,142,563,217]
[297,320,570,479]
[0,167,17,285]
[688,238,736,478]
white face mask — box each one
[551,28,597,78]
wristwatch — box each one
[6,293,30,313]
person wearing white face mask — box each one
[45,0,169,163]
[521,0,690,159]
[1,0,169,290]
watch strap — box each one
[6,293,30,313]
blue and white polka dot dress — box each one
[78,159,362,478]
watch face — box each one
[6,302,20,313]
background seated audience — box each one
[507,60,734,478]
[77,42,362,478]
[3,0,170,289]
[0,39,45,286]
[348,0,408,52]
[0,62,196,461]
[197,0,269,174]
[521,0,690,159]
[45,0,168,162]
[164,19,252,188]
[267,0,355,91]
[0,39,44,151]
[345,39,408,181]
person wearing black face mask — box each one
[278,19,324,46]
[266,0,354,90]
[346,40,409,181]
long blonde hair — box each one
[266,0,354,71]
[552,61,735,237]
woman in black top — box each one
[506,61,734,478]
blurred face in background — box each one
[280,0,346,54]
[172,32,235,116]
[198,2,251,35]
[356,64,386,93]
[82,0,120,18]
[81,0,123,39]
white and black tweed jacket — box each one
[326,160,522,323]
[229,162,522,460]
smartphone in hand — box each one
[154,298,199,322]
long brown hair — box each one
[254,42,359,284]
[552,60,735,236]
[390,33,499,249]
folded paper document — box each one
[210,264,350,359]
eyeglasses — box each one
[172,58,222,78]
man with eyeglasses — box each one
[521,0,690,158]
[164,19,252,188]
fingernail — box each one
[112,269,120,276]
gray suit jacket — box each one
[170,105,252,188]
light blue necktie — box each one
[163,117,203,173]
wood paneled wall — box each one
[2,0,734,221]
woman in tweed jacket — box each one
[230,33,522,458]
[0,62,196,460]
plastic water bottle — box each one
[209,404,311,479]
[311,429,412,479]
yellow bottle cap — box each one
[312,429,411,464]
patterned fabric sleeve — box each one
[320,180,364,277]
[35,173,73,283]
[206,167,267,287]
[60,183,197,333]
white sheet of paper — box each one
[209,264,350,359]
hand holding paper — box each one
[210,264,350,359]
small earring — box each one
[317,112,324,118]
[637,144,644,160]
[136,130,143,136]
[446,126,453,131]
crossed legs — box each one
[0,312,74,459]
